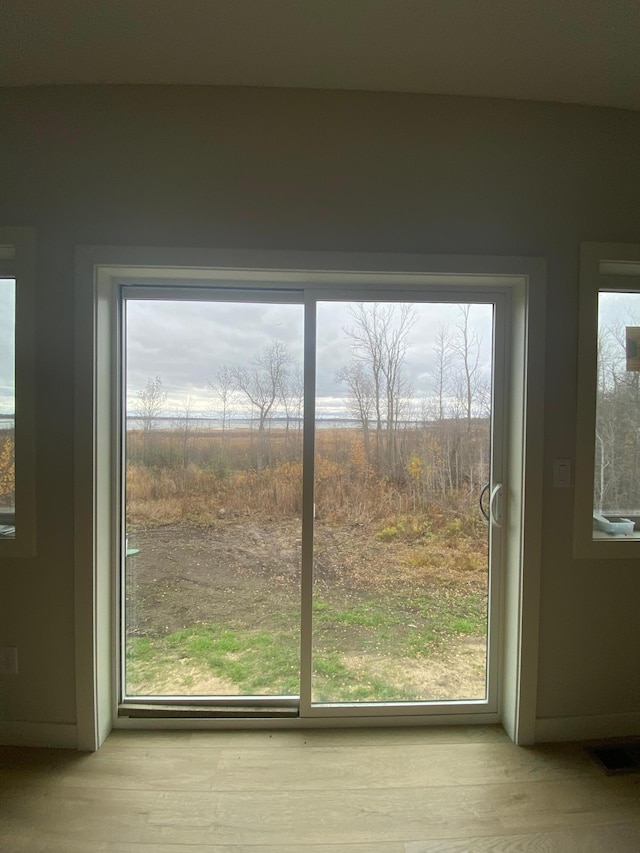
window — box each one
[575,243,640,557]
[0,229,36,557]
[0,275,15,534]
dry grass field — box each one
[124,426,490,701]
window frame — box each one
[116,284,506,717]
[0,227,36,558]
[75,246,545,750]
[574,242,640,558]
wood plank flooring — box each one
[1,726,639,851]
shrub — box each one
[0,435,15,504]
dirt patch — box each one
[342,640,486,701]
[129,664,238,698]
[125,519,488,700]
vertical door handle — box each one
[489,483,503,528]
[479,483,490,521]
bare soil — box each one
[125,518,488,700]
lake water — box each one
[126,416,360,431]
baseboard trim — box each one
[536,712,640,743]
[0,721,78,748]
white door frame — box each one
[74,247,545,749]
[117,285,505,718]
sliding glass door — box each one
[309,299,497,708]
[122,291,305,703]
[120,286,505,715]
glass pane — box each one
[594,292,640,537]
[312,301,493,704]
[123,298,304,698]
[0,278,15,539]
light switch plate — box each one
[553,458,572,488]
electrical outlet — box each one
[0,646,18,675]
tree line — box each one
[595,314,640,514]
[133,303,491,499]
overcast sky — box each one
[599,292,640,331]
[126,298,493,418]
[3,288,638,424]
[0,278,15,416]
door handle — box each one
[479,483,490,522]
[489,483,503,528]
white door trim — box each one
[74,247,545,749]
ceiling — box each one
[2,0,640,111]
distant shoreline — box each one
[126,416,360,431]
[124,414,489,431]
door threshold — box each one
[119,703,299,719]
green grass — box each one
[401,592,486,658]
[448,617,479,634]
[126,590,488,700]
[127,623,300,695]
[127,619,421,701]
[313,598,398,629]
[406,592,486,634]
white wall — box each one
[1,86,639,739]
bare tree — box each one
[344,303,415,478]
[450,305,484,427]
[232,340,293,471]
[137,376,167,432]
[336,361,374,464]
[448,306,492,495]
[174,393,195,468]
[208,365,237,453]
[595,329,618,512]
[430,324,453,421]
[136,376,167,465]
[346,303,384,457]
[595,311,640,513]
[280,366,304,457]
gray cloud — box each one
[124,297,493,416]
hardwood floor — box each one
[1,726,639,851]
